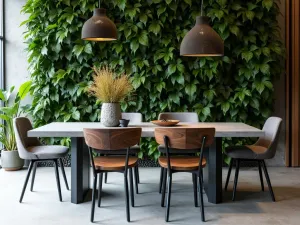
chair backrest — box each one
[121,113,143,123]
[155,128,215,150]
[255,117,282,159]
[158,112,199,123]
[13,117,41,159]
[83,128,142,150]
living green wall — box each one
[22,0,284,160]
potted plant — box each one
[89,66,133,127]
[0,81,31,171]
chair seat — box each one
[94,156,138,171]
[95,145,140,155]
[225,145,268,160]
[27,145,69,159]
[158,145,199,154]
[158,156,206,171]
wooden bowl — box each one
[151,120,180,126]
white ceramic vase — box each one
[100,103,121,127]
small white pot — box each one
[100,103,121,127]
[1,150,24,171]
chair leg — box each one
[165,172,172,222]
[91,175,98,223]
[53,159,62,202]
[134,166,139,194]
[232,159,240,201]
[124,172,130,222]
[161,168,167,207]
[104,172,108,184]
[258,160,264,192]
[159,167,164,193]
[192,174,198,207]
[198,173,205,222]
[30,162,37,192]
[225,159,233,191]
[261,160,276,202]
[59,158,69,190]
[98,172,103,207]
[19,161,34,203]
[136,165,140,183]
[129,168,135,207]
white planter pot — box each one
[101,103,121,127]
[1,150,24,171]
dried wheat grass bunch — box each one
[89,66,133,103]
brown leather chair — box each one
[155,127,215,222]
[157,112,199,193]
[224,117,282,201]
[83,128,141,223]
[101,113,142,194]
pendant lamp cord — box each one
[200,0,204,16]
[99,0,101,8]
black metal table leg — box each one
[204,137,223,204]
[71,137,90,204]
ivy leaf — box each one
[241,51,253,62]
[262,0,273,11]
[139,31,148,46]
[72,110,80,121]
[149,22,161,35]
[41,46,48,55]
[221,102,230,114]
[167,64,176,76]
[185,84,197,97]
[246,11,255,21]
[139,14,148,25]
[157,7,166,18]
[229,25,239,36]
[84,44,92,54]
[73,45,84,58]
[130,40,139,53]
[184,0,192,6]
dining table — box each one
[28,122,264,204]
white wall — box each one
[4,0,29,98]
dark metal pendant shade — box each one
[81,8,117,41]
[180,16,224,57]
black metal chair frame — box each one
[225,158,275,202]
[160,135,207,222]
[19,158,69,203]
[88,146,135,223]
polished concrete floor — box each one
[0,167,299,225]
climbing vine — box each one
[22,0,284,160]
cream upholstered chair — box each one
[158,112,199,193]
[101,113,142,194]
[13,117,69,202]
[224,117,282,201]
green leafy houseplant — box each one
[0,81,32,150]
[0,81,31,170]
[21,0,285,160]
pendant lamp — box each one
[81,0,117,41]
[180,0,224,57]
